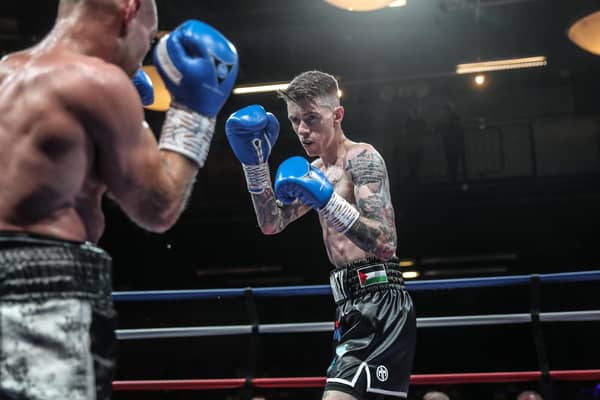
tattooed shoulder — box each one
[346,147,387,186]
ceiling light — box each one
[388,0,407,7]
[234,83,344,97]
[233,83,290,95]
[324,0,396,12]
[399,260,415,267]
[474,74,485,85]
[402,271,420,279]
[568,10,600,56]
[456,56,547,74]
[141,72,290,110]
[141,72,338,109]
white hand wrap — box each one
[318,192,361,234]
[158,103,216,168]
[242,162,272,194]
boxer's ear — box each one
[120,0,141,36]
[333,106,344,127]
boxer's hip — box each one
[0,231,112,304]
[0,231,116,400]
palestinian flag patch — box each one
[357,264,388,287]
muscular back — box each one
[0,50,107,242]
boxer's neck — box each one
[41,4,124,63]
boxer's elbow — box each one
[259,225,274,235]
[258,223,283,235]
[256,214,286,235]
[134,198,182,233]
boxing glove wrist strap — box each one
[242,162,272,194]
[159,103,216,168]
[319,192,360,234]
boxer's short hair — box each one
[278,70,340,109]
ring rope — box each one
[112,270,600,302]
[112,370,600,391]
[115,310,600,340]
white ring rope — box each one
[115,310,600,340]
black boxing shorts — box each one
[0,232,116,400]
[325,257,416,399]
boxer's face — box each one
[287,98,343,157]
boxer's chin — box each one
[303,143,317,157]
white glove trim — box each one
[319,192,360,234]
[264,132,273,159]
[155,34,183,85]
[159,103,216,168]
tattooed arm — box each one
[344,146,397,260]
[250,186,311,235]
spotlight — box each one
[324,0,396,12]
[402,271,420,279]
[456,56,547,74]
[568,10,600,55]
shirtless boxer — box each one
[0,0,238,398]
[225,71,416,399]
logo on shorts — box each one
[376,365,389,382]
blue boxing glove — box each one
[153,20,238,167]
[274,156,333,209]
[225,105,279,194]
[131,68,154,107]
[154,20,238,117]
[225,105,279,165]
[275,156,360,233]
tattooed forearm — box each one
[250,188,308,234]
[251,188,281,232]
[345,219,379,252]
[346,217,396,260]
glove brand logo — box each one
[376,365,389,382]
[207,52,235,86]
[212,56,235,85]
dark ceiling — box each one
[2,0,600,80]
[163,0,600,85]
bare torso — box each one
[0,49,107,243]
[313,140,394,267]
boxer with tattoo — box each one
[225,71,416,400]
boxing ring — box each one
[110,271,600,395]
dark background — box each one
[2,0,600,399]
